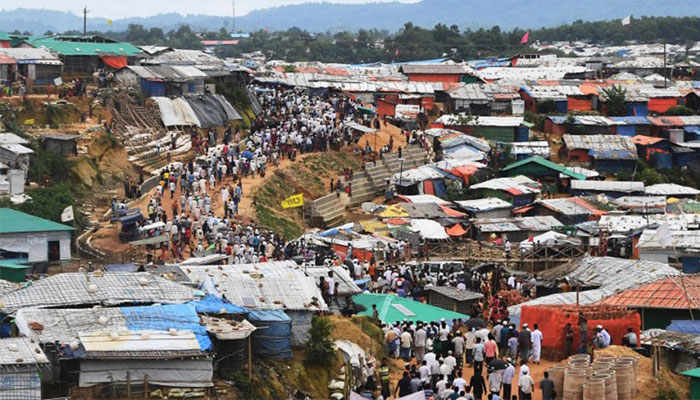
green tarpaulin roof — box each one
[353,293,469,324]
[682,367,700,378]
[0,208,74,234]
[0,262,29,269]
[503,156,587,180]
[29,37,142,57]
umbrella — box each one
[241,151,254,159]
[488,358,508,371]
[465,318,487,329]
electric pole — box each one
[83,6,89,36]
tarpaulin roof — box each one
[189,294,248,315]
[31,37,142,56]
[0,53,16,64]
[378,204,410,218]
[571,180,645,193]
[353,293,469,324]
[446,224,468,236]
[470,175,541,195]
[410,219,449,240]
[667,320,700,335]
[503,156,586,180]
[0,208,74,234]
[456,197,512,212]
[153,97,201,127]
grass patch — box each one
[255,205,303,239]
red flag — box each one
[395,48,399,56]
[520,31,530,44]
[477,50,481,57]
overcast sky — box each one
[2,0,420,18]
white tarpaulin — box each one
[60,238,71,260]
[27,234,47,263]
[153,97,201,127]
[79,359,213,388]
[410,219,449,240]
[0,236,29,253]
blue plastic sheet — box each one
[121,304,212,351]
[189,294,248,315]
[247,310,293,359]
[667,320,700,335]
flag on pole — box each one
[477,50,481,57]
[107,19,113,26]
[281,194,304,209]
[621,15,631,26]
[653,222,673,249]
[61,206,75,222]
[395,48,399,57]
[520,31,530,44]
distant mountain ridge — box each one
[2,0,700,34]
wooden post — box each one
[127,371,131,397]
[110,376,115,399]
[248,335,253,378]
[144,375,149,399]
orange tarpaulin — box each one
[385,218,409,225]
[449,165,479,182]
[446,224,467,236]
[423,180,435,195]
[101,56,127,69]
[440,205,467,218]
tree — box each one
[304,316,336,367]
[602,85,627,116]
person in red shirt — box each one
[484,333,499,365]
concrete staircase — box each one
[311,145,429,227]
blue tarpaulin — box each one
[247,310,293,359]
[121,304,212,351]
[104,264,140,272]
[667,320,700,335]
[189,294,248,315]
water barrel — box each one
[569,359,590,369]
[583,380,606,400]
[611,364,632,400]
[549,365,568,398]
[563,370,586,400]
[617,356,638,395]
[600,372,618,400]
[569,354,591,363]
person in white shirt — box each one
[530,324,543,364]
[439,357,452,378]
[518,369,535,400]
[452,371,467,393]
[488,368,503,397]
[502,359,515,400]
[519,361,530,378]
[466,328,476,366]
[444,351,457,372]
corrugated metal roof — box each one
[183,261,327,311]
[473,216,562,233]
[0,133,29,145]
[0,47,62,65]
[303,266,361,296]
[447,84,490,103]
[31,37,142,57]
[561,166,599,179]
[638,228,700,250]
[475,66,588,81]
[598,275,700,309]
[613,196,667,212]
[436,115,524,127]
[503,156,586,180]
[599,214,699,232]
[470,175,541,195]
[427,286,483,301]
[510,141,550,156]
[563,134,636,151]
[455,197,512,212]
[1,143,34,155]
[0,337,48,366]
[643,330,700,355]
[645,183,700,196]
[536,197,603,216]
[0,272,196,313]
[400,64,471,75]
[79,330,202,358]
[571,180,644,193]
[143,48,223,66]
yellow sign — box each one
[24,119,35,125]
[282,193,304,209]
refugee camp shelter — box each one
[503,156,585,194]
[0,47,62,86]
[27,35,142,73]
[425,286,483,315]
[435,115,528,142]
[508,256,681,323]
[303,266,362,307]
[151,95,242,128]
[533,197,606,225]
[469,176,541,207]
[598,275,700,329]
[0,337,48,399]
[645,330,700,374]
[636,229,700,271]
[0,208,74,270]
[115,65,208,97]
[561,134,638,171]
[645,183,700,199]
[41,133,79,156]
[0,272,196,313]
[570,180,645,198]
[353,293,470,324]
[0,132,33,176]
[455,198,512,219]
[399,64,473,83]
[470,216,563,242]
[182,261,327,346]
[681,367,700,400]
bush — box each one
[304,316,336,367]
[524,111,546,131]
[664,105,695,116]
[0,184,84,229]
[536,100,557,114]
[27,147,74,185]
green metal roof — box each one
[29,37,142,57]
[681,367,700,378]
[353,293,469,324]
[0,208,74,234]
[503,156,587,180]
[0,32,11,41]
[0,262,29,269]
